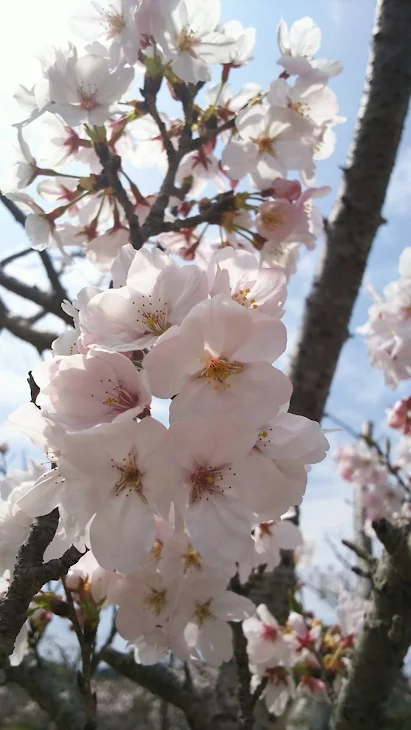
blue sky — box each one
[0,0,409,622]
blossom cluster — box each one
[242,593,366,716]
[2,0,339,686]
[3,5,343,276]
[359,248,411,388]
[6,243,329,666]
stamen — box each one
[199,351,244,390]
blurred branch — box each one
[5,653,86,730]
[333,518,411,730]
[0,193,68,304]
[0,267,72,324]
[289,0,411,424]
[102,647,214,730]
[0,508,83,665]
[0,295,57,352]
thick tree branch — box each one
[0,268,72,324]
[288,0,411,423]
[0,296,57,352]
[102,647,214,730]
[5,654,86,730]
[333,519,411,730]
[0,509,83,664]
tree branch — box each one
[333,519,411,730]
[102,647,214,730]
[5,654,86,730]
[0,193,69,304]
[288,0,411,423]
[0,267,72,324]
[0,295,57,352]
[94,142,143,249]
[0,508,83,665]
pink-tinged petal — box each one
[142,329,200,398]
[169,415,256,468]
[211,591,255,621]
[16,470,64,517]
[90,495,155,573]
[195,619,234,665]
[233,318,287,363]
[233,452,291,520]
[185,494,253,565]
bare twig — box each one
[94,142,143,250]
[342,539,376,566]
[63,578,97,730]
[0,267,72,323]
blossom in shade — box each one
[243,604,290,666]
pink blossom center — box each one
[102,7,126,38]
[190,465,232,503]
[77,84,98,111]
[177,28,199,55]
[199,352,244,389]
[135,294,170,336]
[262,623,278,642]
[253,134,275,156]
[266,666,288,686]
[102,380,142,415]
[232,287,258,309]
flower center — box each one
[111,452,145,497]
[199,351,244,389]
[194,599,212,626]
[77,84,98,111]
[255,427,273,451]
[136,294,170,336]
[144,587,167,616]
[262,623,278,642]
[260,209,285,231]
[254,134,275,155]
[232,287,257,309]
[402,305,411,319]
[183,545,202,572]
[101,379,142,414]
[288,100,309,117]
[190,465,231,504]
[103,7,126,38]
[177,28,198,54]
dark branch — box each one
[333,519,411,730]
[102,648,214,730]
[0,268,72,324]
[289,0,411,424]
[0,509,83,665]
[5,654,86,730]
[94,142,143,250]
[0,193,69,304]
[0,296,57,352]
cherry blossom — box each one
[243,604,290,666]
[78,247,208,351]
[143,295,292,426]
[70,0,141,66]
[207,248,287,317]
[44,48,134,126]
[33,346,151,431]
[277,17,342,79]
[155,0,236,84]
[222,104,315,189]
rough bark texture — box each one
[289,0,411,423]
[0,509,83,664]
[333,519,411,730]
